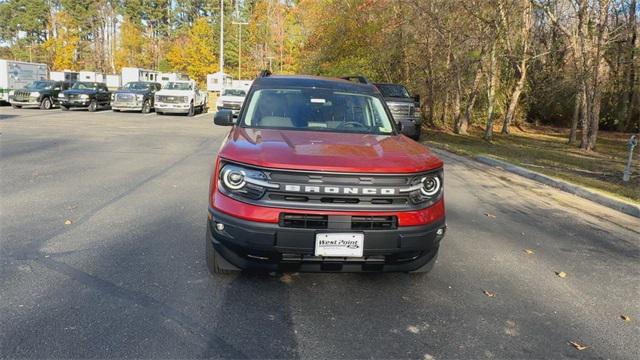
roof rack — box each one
[340,76,371,84]
[258,70,272,78]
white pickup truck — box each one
[154,80,208,116]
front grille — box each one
[157,95,186,103]
[67,94,82,100]
[279,213,398,230]
[351,216,397,230]
[280,214,328,229]
[116,93,134,102]
[12,90,31,101]
[388,103,414,117]
[222,101,241,110]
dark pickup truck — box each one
[10,80,74,110]
[374,83,422,140]
[59,82,111,112]
[111,81,162,113]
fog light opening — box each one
[215,222,225,231]
[436,228,444,236]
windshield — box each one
[25,81,55,90]
[164,82,192,90]
[72,82,98,90]
[375,84,410,98]
[223,89,247,97]
[123,82,151,90]
[241,88,395,135]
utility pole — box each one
[219,0,224,74]
[232,21,248,80]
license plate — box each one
[315,233,364,257]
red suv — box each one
[207,75,445,274]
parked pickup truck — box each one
[59,82,111,111]
[216,87,248,116]
[111,81,162,113]
[374,83,422,140]
[154,80,208,116]
[10,80,73,109]
[207,75,446,275]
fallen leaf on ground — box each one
[64,219,72,225]
[555,271,567,278]
[524,249,535,255]
[279,274,293,284]
[568,341,588,350]
[484,213,496,218]
[621,315,631,322]
[483,290,496,297]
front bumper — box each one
[112,102,143,111]
[208,208,445,272]
[155,103,190,113]
[60,100,90,108]
[10,99,40,106]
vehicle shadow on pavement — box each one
[205,273,300,359]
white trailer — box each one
[105,74,121,89]
[207,72,232,92]
[78,71,104,82]
[121,67,159,84]
[0,59,48,102]
[50,70,79,82]
[231,79,253,90]
[158,72,189,85]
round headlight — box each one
[222,167,246,190]
[420,176,441,197]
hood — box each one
[219,128,442,173]
[113,89,149,95]
[63,89,98,95]
[218,95,245,103]
[156,89,190,96]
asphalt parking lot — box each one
[1,106,639,359]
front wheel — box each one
[88,100,97,112]
[187,102,195,117]
[156,111,163,115]
[40,97,53,110]
[141,100,151,113]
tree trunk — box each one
[568,84,583,145]
[501,0,532,135]
[457,63,482,134]
[484,40,498,141]
[452,67,462,132]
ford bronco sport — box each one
[207,75,445,274]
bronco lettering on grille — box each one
[283,184,397,195]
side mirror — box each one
[214,110,235,126]
[396,121,403,132]
[413,94,420,104]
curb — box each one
[473,155,640,218]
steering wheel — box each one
[337,121,367,129]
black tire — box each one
[113,109,120,112]
[187,102,195,117]
[88,100,97,112]
[206,235,239,275]
[156,111,163,115]
[11,104,21,109]
[141,100,151,113]
[60,105,69,111]
[40,97,53,110]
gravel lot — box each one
[1,106,638,359]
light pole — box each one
[232,21,248,80]
[219,0,224,74]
